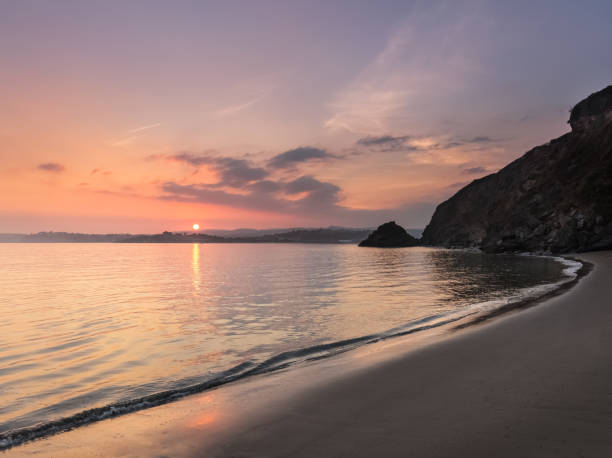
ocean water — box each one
[0,243,579,447]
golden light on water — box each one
[192,243,200,292]
[193,223,200,231]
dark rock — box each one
[569,85,612,132]
[421,85,612,253]
[359,221,419,247]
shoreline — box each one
[455,255,592,329]
[0,251,581,452]
[7,252,609,456]
[207,250,612,457]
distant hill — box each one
[203,226,391,238]
[203,227,344,237]
[0,234,27,242]
[1,232,131,243]
[1,228,380,244]
[118,228,372,244]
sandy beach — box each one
[9,251,612,457]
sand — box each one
[11,251,612,457]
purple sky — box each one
[1,1,611,232]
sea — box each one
[0,243,581,448]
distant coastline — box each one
[0,228,423,244]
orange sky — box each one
[1,1,610,233]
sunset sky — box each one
[2,0,611,233]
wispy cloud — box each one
[353,132,502,159]
[91,168,112,176]
[214,96,261,119]
[324,5,490,135]
[37,162,65,172]
[169,153,269,188]
[446,181,469,189]
[110,137,137,147]
[355,135,415,152]
[268,146,336,169]
[110,123,161,146]
[468,136,494,143]
[128,123,161,134]
[461,166,488,175]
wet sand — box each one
[11,251,612,457]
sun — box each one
[192,223,200,231]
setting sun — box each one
[192,224,200,231]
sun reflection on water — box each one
[192,243,200,292]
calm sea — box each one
[0,243,577,446]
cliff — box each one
[421,85,612,253]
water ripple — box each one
[0,244,569,441]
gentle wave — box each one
[0,255,582,451]
[456,255,583,314]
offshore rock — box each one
[359,221,419,247]
[421,85,612,253]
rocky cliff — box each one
[359,221,419,247]
[421,85,612,253]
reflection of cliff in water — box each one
[425,250,564,305]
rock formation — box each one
[359,221,419,247]
[421,85,612,253]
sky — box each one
[1,0,611,233]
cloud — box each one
[161,182,266,209]
[91,168,112,176]
[462,166,488,175]
[323,5,511,137]
[247,180,283,194]
[160,174,340,213]
[37,162,65,172]
[285,175,329,194]
[212,158,268,187]
[434,135,502,150]
[355,135,415,152]
[268,146,333,169]
[170,153,268,187]
[153,150,438,227]
[160,177,436,227]
[354,133,501,156]
[356,135,409,146]
[170,153,212,167]
[324,17,443,134]
[446,181,469,189]
[154,143,439,227]
[128,123,161,134]
[468,136,494,143]
[110,123,161,146]
[214,97,261,119]
[155,150,347,219]
[284,176,341,206]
